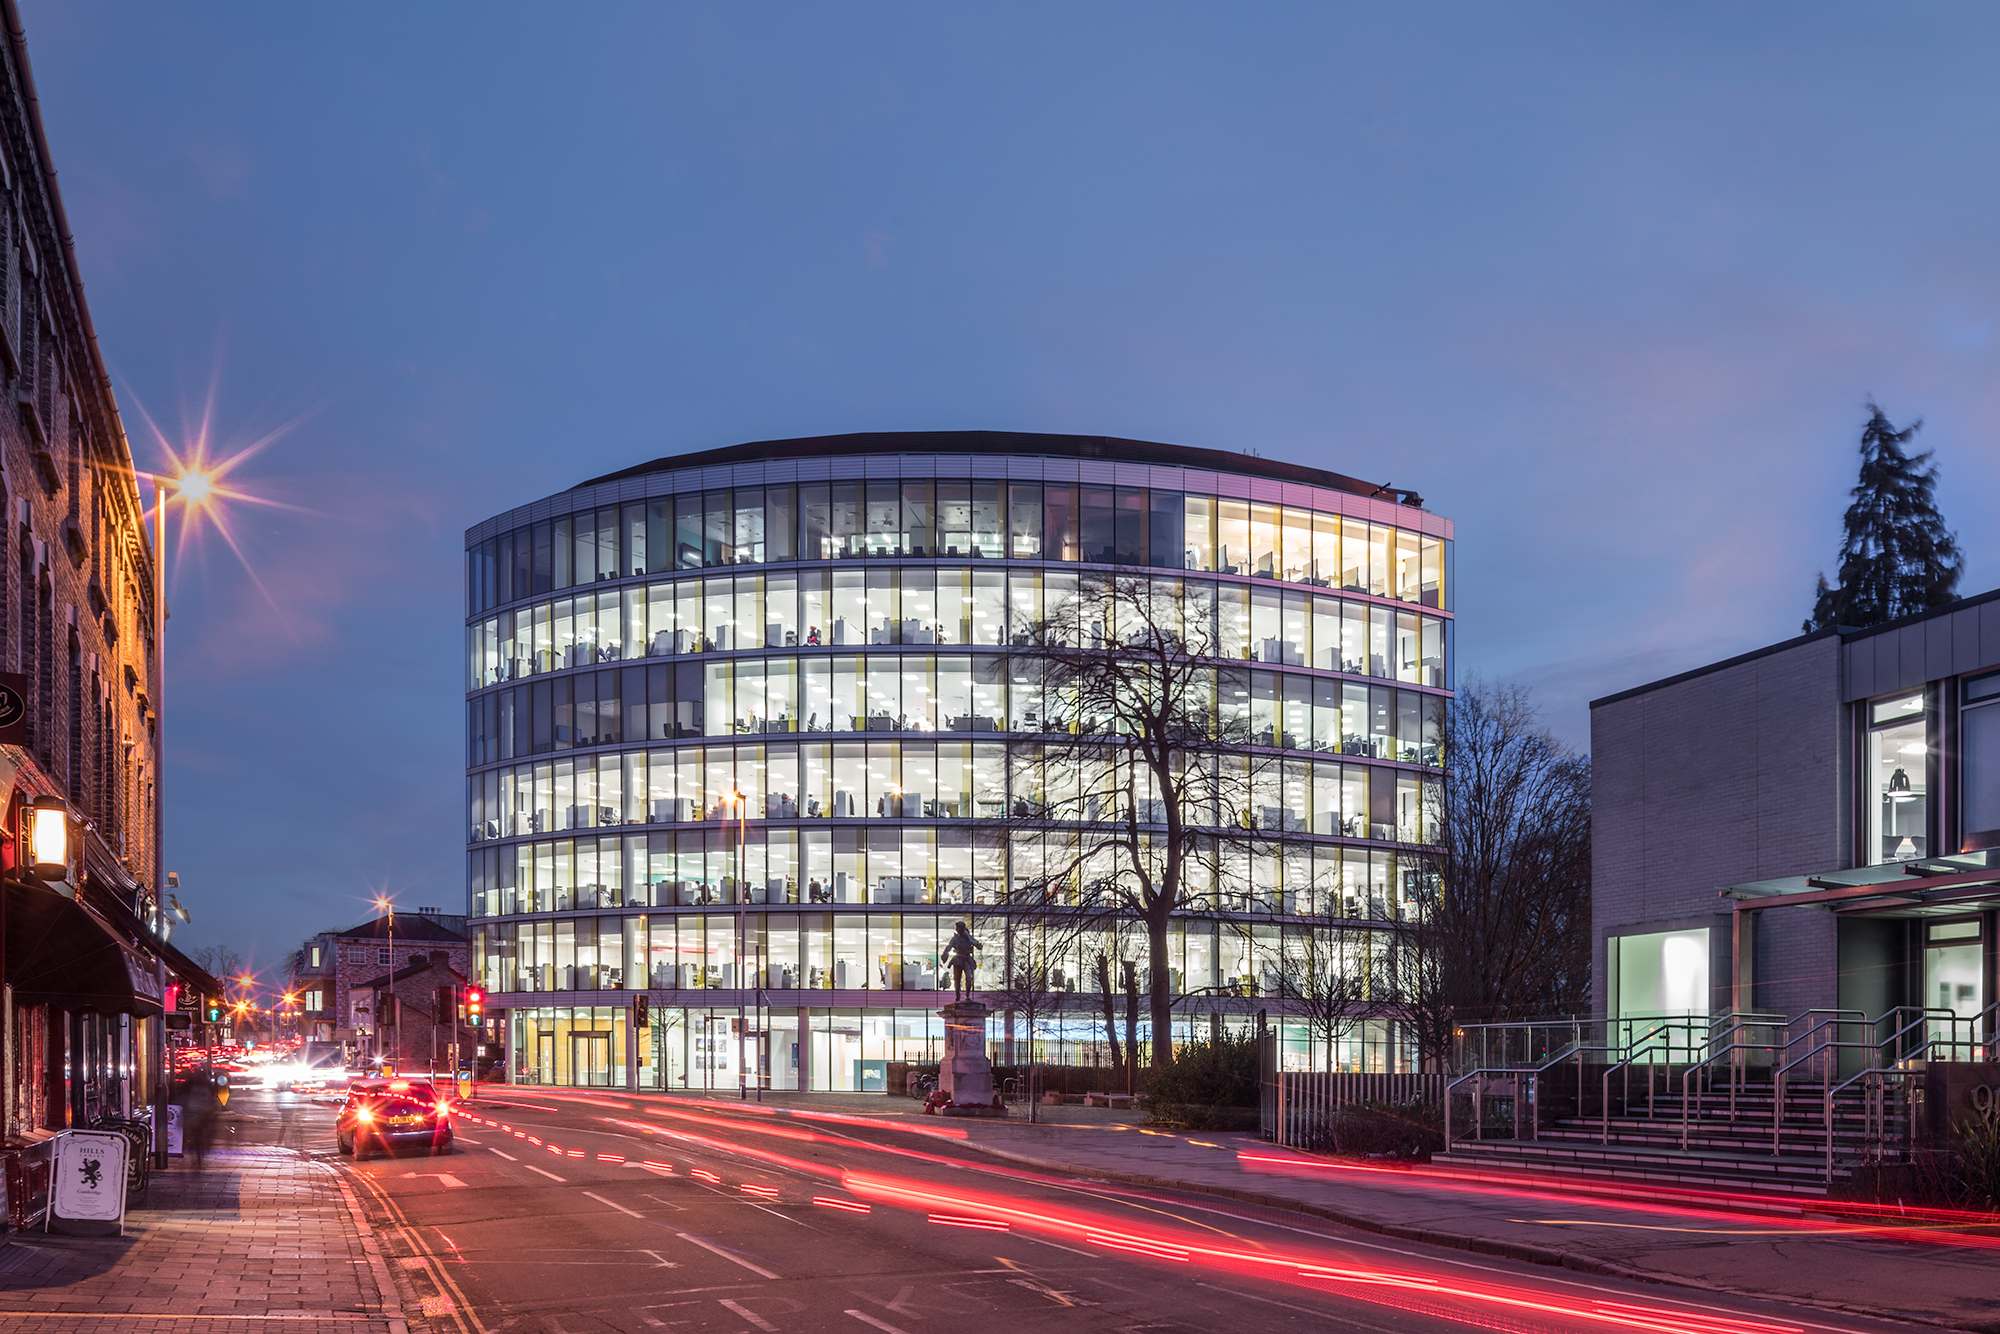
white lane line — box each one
[1015,1233,1099,1258]
[676,1231,778,1279]
[845,1311,908,1334]
[456,1135,482,1145]
[719,1298,778,1331]
[490,1147,518,1161]
[584,1190,647,1219]
[526,1164,567,1182]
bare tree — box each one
[1009,573,1283,1073]
[192,944,244,988]
[1397,681,1591,1070]
[1274,918,1389,1071]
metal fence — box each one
[1263,1067,1444,1148]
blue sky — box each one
[21,2,1998,977]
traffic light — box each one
[465,987,483,1026]
[204,998,222,1023]
[436,985,455,1019]
[633,994,649,1028]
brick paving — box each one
[0,1145,407,1334]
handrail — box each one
[1778,1006,1953,1165]
[1677,1015,1787,1149]
[1599,1019,1709,1144]
[1446,1042,1622,1146]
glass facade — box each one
[468,442,1452,1086]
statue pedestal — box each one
[937,1000,1008,1118]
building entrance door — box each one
[572,1032,613,1087]
[534,1032,556,1085]
[1924,920,1985,1054]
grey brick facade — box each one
[1591,587,2000,1024]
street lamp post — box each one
[143,474,210,1169]
[376,895,395,1073]
[731,790,750,1100]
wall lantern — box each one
[30,795,69,880]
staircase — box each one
[1423,1008,1964,1197]
[1434,1079,1908,1196]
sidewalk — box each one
[0,1145,407,1334]
[631,1089,2000,1331]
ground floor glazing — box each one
[501,1003,1409,1090]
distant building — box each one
[360,956,475,1076]
[287,909,469,1054]
[1591,587,2000,1025]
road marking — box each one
[1007,1277,1096,1308]
[584,1190,647,1219]
[676,1231,778,1279]
[406,1173,468,1188]
[489,1148,518,1161]
[845,1312,908,1334]
[719,1298,778,1331]
[1015,1233,1099,1258]
[814,1196,871,1214]
[526,1164,567,1182]
[456,1135,482,1145]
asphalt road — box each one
[223,1086,1921,1334]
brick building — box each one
[1591,587,2000,1026]
[1,0,222,1157]
[361,956,475,1076]
[287,909,469,1053]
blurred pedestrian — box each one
[178,1074,221,1171]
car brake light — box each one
[435,1103,450,1117]
[355,1106,374,1124]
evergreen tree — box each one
[1804,404,1962,633]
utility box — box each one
[1922,1062,2000,1145]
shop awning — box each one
[4,879,165,1016]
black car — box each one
[335,1078,454,1159]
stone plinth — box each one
[937,1000,1008,1117]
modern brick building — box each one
[1591,587,2000,1028]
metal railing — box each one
[1427,1003,2000,1178]
[1268,1070,1445,1149]
[1670,1013,1789,1149]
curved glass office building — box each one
[464,432,1452,1089]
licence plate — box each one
[385,1115,421,1126]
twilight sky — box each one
[18,2,1998,981]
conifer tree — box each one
[1804,404,1962,633]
